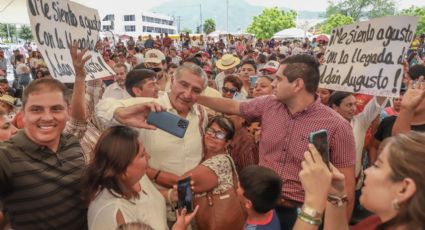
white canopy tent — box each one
[273,28,313,40]
[0,0,88,24]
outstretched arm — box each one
[197,95,241,115]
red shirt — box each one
[240,96,355,203]
[351,215,381,230]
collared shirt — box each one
[240,96,355,203]
[102,82,131,100]
[0,130,87,229]
[96,93,207,176]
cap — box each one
[145,49,165,64]
[260,60,280,73]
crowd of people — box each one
[0,29,424,230]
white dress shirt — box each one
[101,82,131,100]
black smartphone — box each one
[309,129,330,169]
[177,177,193,213]
[146,111,189,138]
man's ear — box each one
[132,87,142,97]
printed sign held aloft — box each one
[26,0,115,82]
[319,16,418,97]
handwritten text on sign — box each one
[319,16,418,97]
[27,0,115,82]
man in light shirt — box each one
[102,63,130,100]
[96,62,208,184]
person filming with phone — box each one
[296,131,425,230]
[196,54,356,229]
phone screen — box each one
[309,130,330,168]
[177,177,193,213]
[249,76,258,88]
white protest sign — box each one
[26,0,115,82]
[319,16,418,97]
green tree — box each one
[320,14,354,34]
[18,25,33,42]
[0,23,17,41]
[326,0,396,21]
[181,28,192,34]
[400,6,425,35]
[247,7,296,39]
[204,18,216,35]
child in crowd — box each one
[238,165,282,230]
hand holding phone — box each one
[309,129,330,169]
[177,177,193,213]
[146,111,189,138]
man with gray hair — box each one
[96,62,208,184]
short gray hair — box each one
[174,62,208,89]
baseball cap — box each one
[145,49,165,64]
[260,61,279,73]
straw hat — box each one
[0,95,15,108]
[216,54,240,70]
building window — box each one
[154,18,160,24]
[142,16,146,21]
[124,25,136,32]
[146,17,154,22]
[124,15,135,21]
[102,14,115,21]
[103,25,112,31]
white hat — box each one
[260,60,279,73]
[144,49,165,64]
[216,54,240,70]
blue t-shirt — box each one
[245,210,280,230]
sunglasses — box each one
[222,87,238,94]
[205,128,227,140]
[149,67,162,73]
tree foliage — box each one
[326,0,396,21]
[400,6,425,35]
[0,23,17,40]
[203,18,216,35]
[247,7,296,39]
[320,14,354,34]
[18,25,33,42]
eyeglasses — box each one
[205,128,227,140]
[222,87,238,94]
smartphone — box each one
[233,91,244,101]
[249,76,258,88]
[309,129,330,169]
[177,177,193,213]
[146,111,189,138]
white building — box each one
[101,11,177,38]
